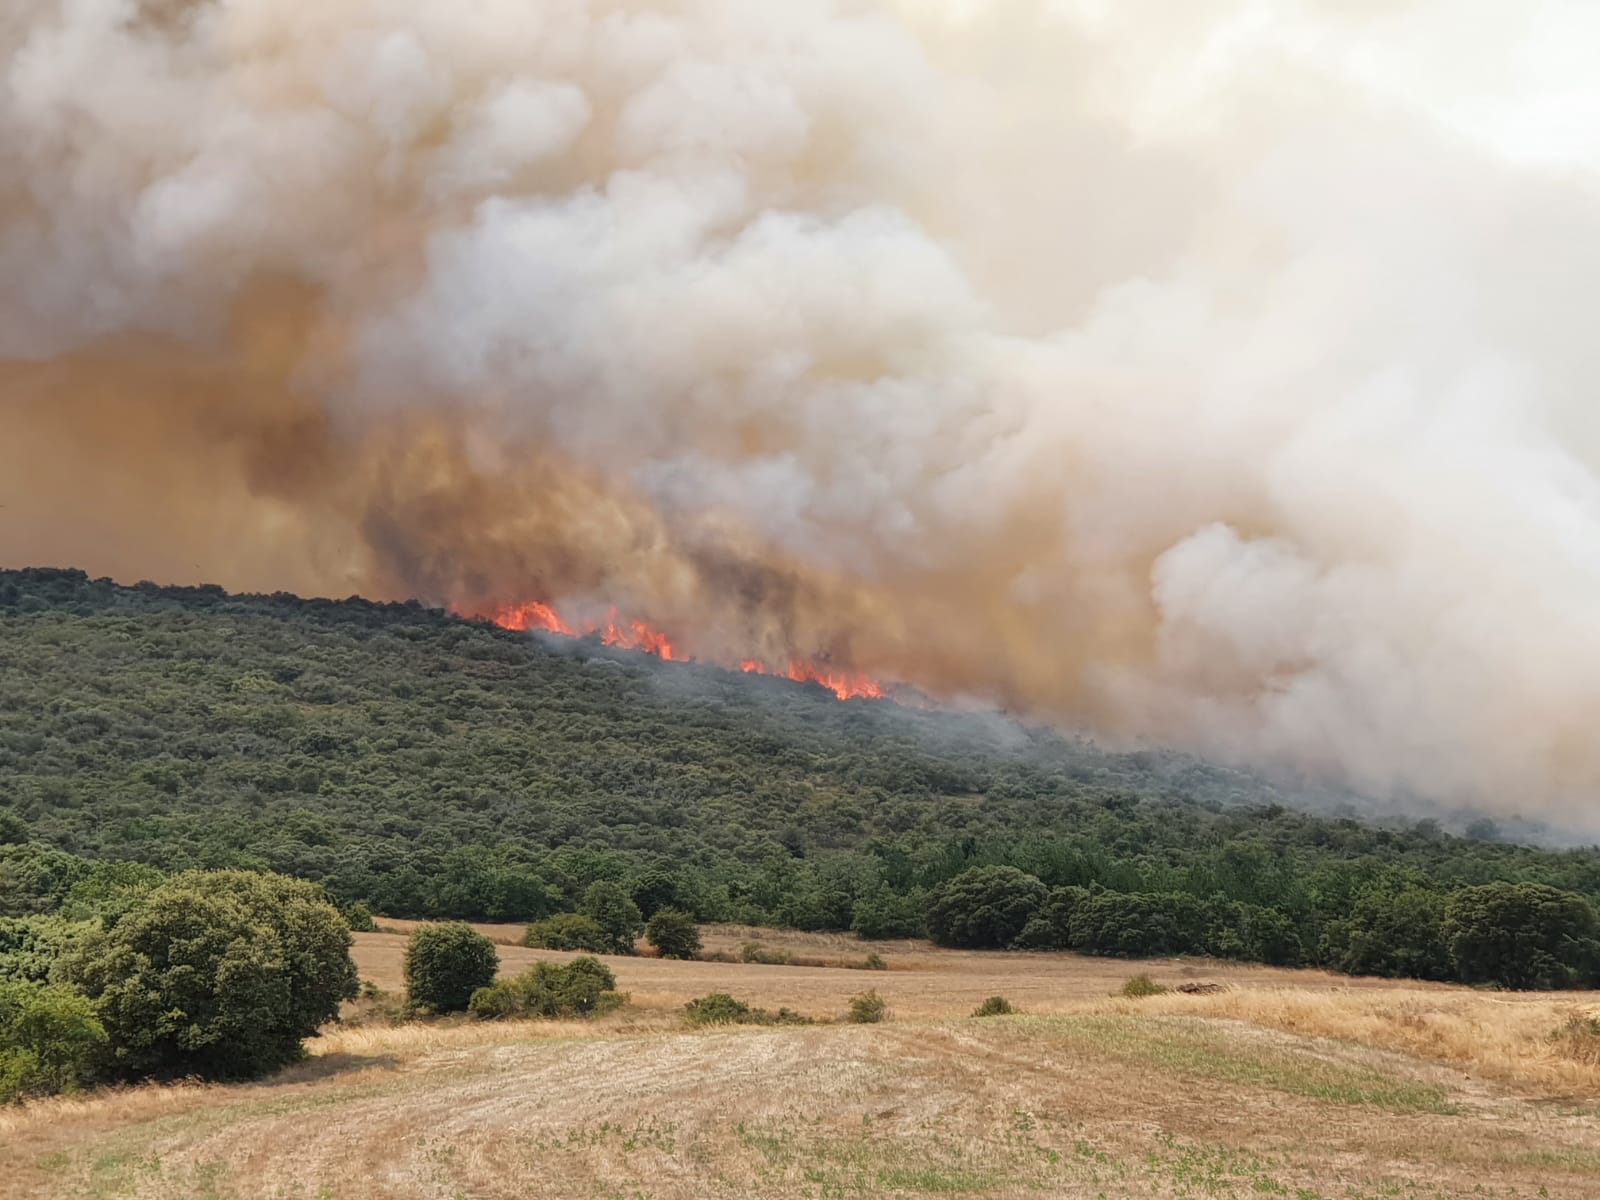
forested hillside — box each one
[4,567,1599,985]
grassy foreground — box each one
[3,929,1597,1200]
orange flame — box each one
[477,601,679,661]
[490,600,575,637]
[738,657,885,701]
[473,599,884,701]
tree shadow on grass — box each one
[266,1052,403,1087]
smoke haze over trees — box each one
[4,4,1600,823]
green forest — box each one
[4,567,1599,992]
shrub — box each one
[684,992,752,1026]
[646,909,702,960]
[1119,973,1168,998]
[0,980,106,1102]
[583,881,644,955]
[1445,883,1600,990]
[56,870,358,1080]
[470,956,623,1020]
[524,912,610,952]
[972,995,1016,1017]
[404,923,499,1014]
[1551,1012,1600,1065]
[342,902,379,934]
[862,952,888,971]
[740,941,791,965]
[848,989,888,1024]
[683,992,814,1027]
[924,867,1047,949]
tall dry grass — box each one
[1098,986,1600,1099]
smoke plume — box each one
[5,0,1600,826]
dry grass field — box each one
[4,924,1598,1200]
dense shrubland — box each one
[3,567,1600,996]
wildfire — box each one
[486,601,680,661]
[474,599,884,701]
[738,658,885,701]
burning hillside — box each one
[475,598,884,701]
[5,1,1600,825]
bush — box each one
[56,870,358,1080]
[1119,973,1168,998]
[924,867,1047,949]
[684,992,752,1026]
[848,989,888,1023]
[0,980,107,1102]
[739,941,791,965]
[470,956,623,1020]
[972,995,1016,1017]
[523,912,610,952]
[646,909,702,960]
[1445,883,1600,990]
[342,902,379,934]
[683,992,814,1027]
[583,881,644,955]
[404,923,499,1014]
[862,952,887,971]
[1551,1012,1600,1065]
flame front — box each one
[486,602,680,661]
[470,598,882,701]
[738,658,885,701]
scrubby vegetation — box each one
[972,995,1016,1017]
[683,992,814,1027]
[1120,974,1168,999]
[522,912,611,952]
[3,568,1600,992]
[469,957,624,1020]
[848,990,888,1023]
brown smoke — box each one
[5,1,1600,825]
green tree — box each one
[850,888,924,940]
[404,923,499,1013]
[1012,886,1089,950]
[522,912,609,952]
[0,813,28,847]
[582,881,644,954]
[924,867,1047,949]
[645,909,702,960]
[57,870,357,1080]
[0,979,107,1103]
[629,870,682,918]
[1444,883,1600,990]
[1320,882,1450,981]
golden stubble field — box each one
[5,924,1598,1200]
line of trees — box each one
[923,865,1600,989]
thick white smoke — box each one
[4,0,1600,826]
